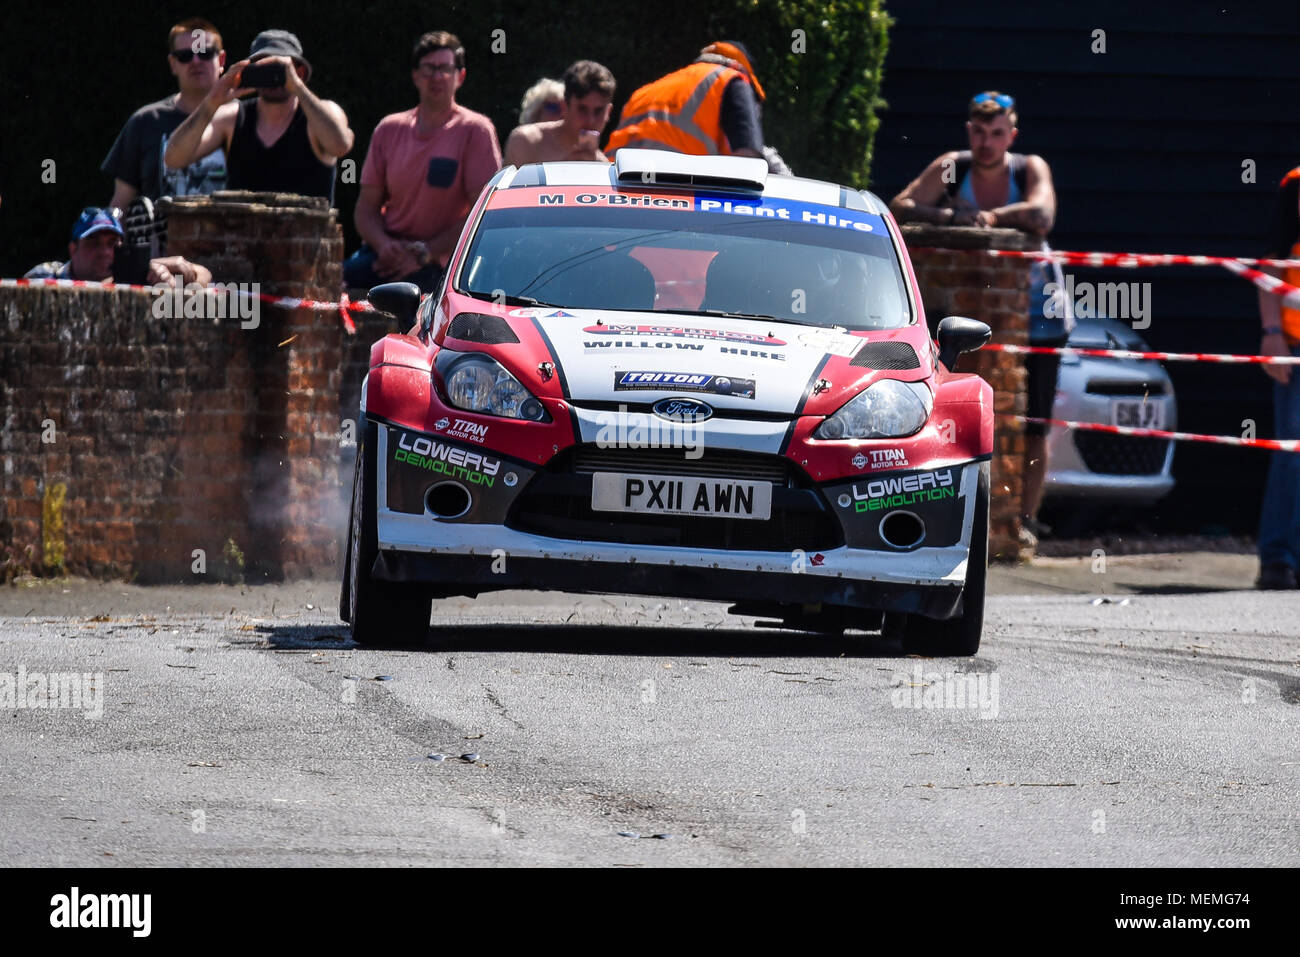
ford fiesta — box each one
[342,150,994,654]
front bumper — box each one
[374,549,965,618]
[373,420,983,617]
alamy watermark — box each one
[1043,272,1151,329]
[1,666,104,719]
[891,664,999,719]
[594,403,704,459]
[151,280,261,329]
[50,887,150,937]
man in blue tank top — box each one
[890,91,1055,234]
[891,92,1063,545]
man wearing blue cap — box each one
[26,208,211,285]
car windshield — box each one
[457,201,912,330]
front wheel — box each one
[341,421,432,647]
[900,462,989,657]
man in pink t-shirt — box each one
[346,31,502,292]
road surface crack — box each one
[484,685,524,730]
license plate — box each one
[591,472,772,520]
[1111,399,1164,429]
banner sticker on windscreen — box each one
[694,195,882,233]
[492,187,886,233]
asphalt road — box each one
[1,557,1296,867]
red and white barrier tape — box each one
[0,276,378,334]
[1011,414,1300,452]
[979,248,1300,271]
[1217,259,1300,311]
[917,246,1300,307]
[985,342,1300,366]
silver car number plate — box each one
[1111,399,1164,430]
[591,472,772,520]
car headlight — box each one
[440,354,549,421]
[814,379,932,440]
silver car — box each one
[1044,315,1176,505]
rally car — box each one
[341,150,994,654]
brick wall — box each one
[1,285,252,580]
[901,224,1036,561]
[0,192,356,582]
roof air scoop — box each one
[613,148,768,192]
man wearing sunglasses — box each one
[164,29,354,203]
[890,92,1055,234]
[102,18,229,211]
[518,79,565,126]
[345,31,502,292]
[891,92,1062,546]
[504,61,616,167]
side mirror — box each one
[937,315,991,370]
[367,282,421,331]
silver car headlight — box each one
[442,355,549,421]
[814,379,932,440]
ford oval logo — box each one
[653,397,713,422]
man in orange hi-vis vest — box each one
[1255,166,1300,590]
[605,41,765,160]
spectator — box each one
[889,91,1055,234]
[605,41,765,160]
[890,91,1062,546]
[344,31,502,293]
[1255,167,1300,589]
[164,29,353,202]
[25,207,210,285]
[505,61,616,166]
[102,18,229,212]
[518,78,565,126]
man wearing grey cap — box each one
[165,29,354,202]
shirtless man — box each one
[891,92,1061,545]
[890,91,1054,234]
[504,60,616,166]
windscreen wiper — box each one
[462,290,559,309]
[653,308,824,328]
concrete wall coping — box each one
[899,223,1039,251]
[161,191,334,221]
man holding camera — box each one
[164,29,353,202]
[504,61,616,166]
[25,208,211,286]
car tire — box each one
[900,462,989,657]
[341,420,432,647]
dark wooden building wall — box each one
[869,0,1300,533]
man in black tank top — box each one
[164,30,354,204]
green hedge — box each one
[1,0,890,276]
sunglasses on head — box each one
[971,92,1014,109]
[171,47,219,63]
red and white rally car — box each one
[342,150,993,654]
